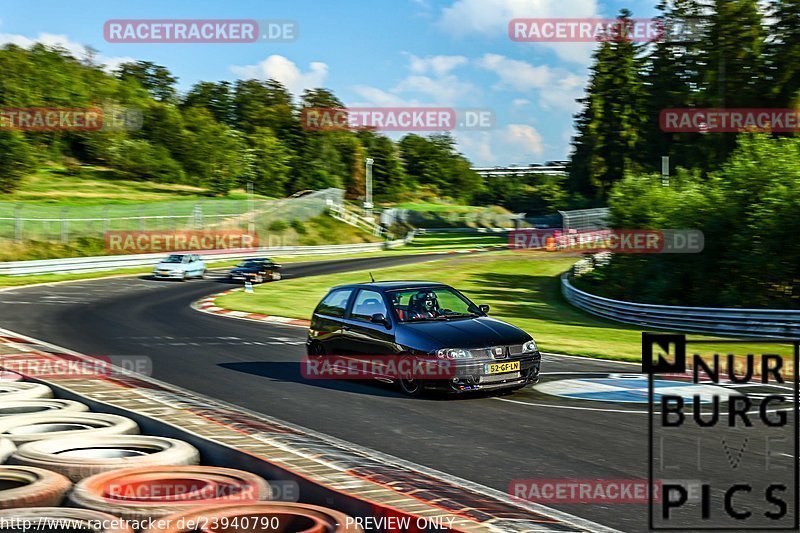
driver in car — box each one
[408,290,440,320]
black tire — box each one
[398,378,425,397]
[307,342,326,356]
[397,354,426,397]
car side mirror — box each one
[479,304,490,314]
[371,313,390,328]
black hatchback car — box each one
[228,257,282,283]
[306,281,541,396]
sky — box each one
[0,0,659,166]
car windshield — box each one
[389,287,480,322]
[237,260,263,267]
[162,255,185,264]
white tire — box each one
[0,507,134,532]
[0,439,15,464]
[11,435,200,481]
[69,466,271,521]
[0,382,52,401]
[0,399,89,418]
[0,465,71,508]
[0,412,139,444]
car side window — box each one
[350,290,388,323]
[315,289,353,319]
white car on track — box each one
[152,253,206,281]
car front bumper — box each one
[428,351,542,393]
[153,271,185,279]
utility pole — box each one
[661,156,670,187]
[364,158,374,213]
[247,182,255,236]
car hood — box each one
[230,267,259,274]
[396,317,532,351]
[155,262,188,271]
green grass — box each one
[391,202,487,213]
[390,201,512,214]
[2,166,268,206]
[217,251,791,361]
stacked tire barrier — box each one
[0,378,362,532]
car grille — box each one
[479,371,521,383]
[474,345,525,359]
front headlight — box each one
[523,340,538,353]
[436,348,472,359]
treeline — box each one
[570,0,800,198]
[576,134,800,308]
[568,0,800,308]
[0,44,487,203]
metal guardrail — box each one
[562,263,800,338]
[0,233,415,276]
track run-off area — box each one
[0,251,794,532]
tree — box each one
[182,81,234,125]
[765,0,800,108]
[115,61,178,103]
[398,133,481,202]
[569,10,646,198]
[244,128,292,196]
[179,107,247,195]
[0,130,32,192]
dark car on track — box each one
[228,258,282,283]
[306,281,541,396]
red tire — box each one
[69,466,272,521]
[142,503,364,532]
[0,465,71,508]
[0,507,134,532]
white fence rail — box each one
[0,233,415,276]
[562,265,800,338]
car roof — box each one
[331,281,450,292]
[242,257,270,261]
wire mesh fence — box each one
[0,189,346,244]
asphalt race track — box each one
[0,253,795,532]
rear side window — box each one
[351,289,388,323]
[315,289,353,318]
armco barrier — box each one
[0,234,414,276]
[562,272,800,338]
